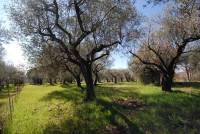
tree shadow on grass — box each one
[173,90,200,97]
[98,84,200,133]
[96,98,144,134]
[40,86,84,103]
[41,83,141,103]
[42,101,116,134]
[60,84,78,89]
[42,98,144,134]
[41,85,144,134]
[173,82,200,89]
[136,91,200,133]
[96,85,141,100]
[41,84,200,133]
[0,102,5,108]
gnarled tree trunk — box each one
[106,78,109,82]
[94,72,100,86]
[160,73,173,92]
[114,77,117,84]
[75,76,83,90]
[49,78,54,85]
[81,63,95,101]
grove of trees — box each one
[0,0,197,101]
[0,22,25,90]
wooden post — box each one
[11,96,14,111]
[8,87,12,120]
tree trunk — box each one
[75,76,83,89]
[161,74,173,92]
[106,78,109,83]
[120,77,123,82]
[81,64,95,101]
[114,77,117,84]
[49,78,53,85]
[62,79,67,85]
[98,77,101,83]
[125,76,130,82]
[54,79,57,84]
[39,79,43,85]
[94,72,99,86]
[185,66,191,82]
[0,80,3,91]
[6,80,9,88]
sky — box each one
[0,0,165,69]
[111,0,165,69]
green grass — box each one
[0,86,18,128]
[3,82,200,134]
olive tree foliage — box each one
[145,0,192,5]
[0,46,4,60]
[27,67,44,85]
[100,69,134,83]
[122,69,134,82]
[129,55,160,85]
[0,22,10,46]
[0,22,22,89]
[0,21,10,59]
[0,62,25,90]
[59,71,75,84]
[130,0,200,92]
[179,46,200,81]
[0,61,6,89]
[188,52,200,81]
[35,42,112,88]
[92,55,112,86]
[37,44,61,85]
[37,42,83,88]
[6,65,25,86]
[0,44,4,86]
[9,0,139,101]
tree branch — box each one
[89,41,120,59]
[147,45,168,70]
[92,52,109,62]
[74,0,87,33]
[129,51,167,73]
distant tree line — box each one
[26,64,135,86]
[0,58,25,90]
[0,23,25,90]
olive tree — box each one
[129,55,160,84]
[0,22,8,88]
[27,68,44,85]
[9,0,139,101]
[179,46,200,81]
[93,56,112,85]
[130,0,200,91]
[36,42,83,88]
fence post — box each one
[8,87,12,120]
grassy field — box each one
[3,82,200,134]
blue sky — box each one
[0,0,165,69]
[111,0,165,69]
